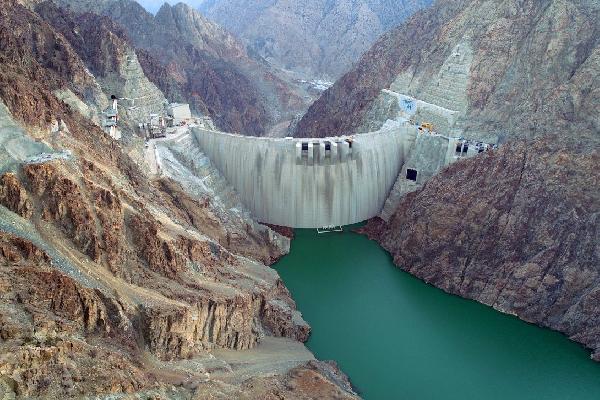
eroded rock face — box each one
[361,139,600,359]
[0,339,149,398]
[157,178,289,266]
[0,0,108,127]
[0,2,358,398]
[0,246,334,396]
[0,232,148,398]
[0,232,49,265]
[0,159,313,396]
[23,163,101,261]
[0,173,32,218]
[4,159,304,344]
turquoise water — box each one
[274,226,600,400]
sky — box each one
[136,0,204,13]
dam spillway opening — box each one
[295,138,355,164]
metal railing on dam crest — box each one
[192,125,417,228]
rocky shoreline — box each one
[358,138,600,361]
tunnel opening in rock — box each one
[406,169,418,181]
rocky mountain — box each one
[198,0,433,79]
[0,1,358,397]
[53,0,308,135]
[34,1,168,126]
[296,0,600,141]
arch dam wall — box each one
[192,126,417,228]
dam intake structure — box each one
[191,122,484,228]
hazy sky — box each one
[137,0,203,13]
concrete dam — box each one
[192,126,417,228]
[161,41,495,229]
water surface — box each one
[274,225,600,400]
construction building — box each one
[102,96,121,140]
[140,113,167,139]
[167,103,192,126]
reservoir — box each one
[274,225,600,400]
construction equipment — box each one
[317,225,343,234]
[421,122,434,131]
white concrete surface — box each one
[145,126,190,176]
[0,102,52,174]
[192,124,417,228]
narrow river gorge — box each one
[274,225,600,400]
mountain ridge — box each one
[295,0,600,142]
[198,0,433,79]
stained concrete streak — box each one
[193,124,416,228]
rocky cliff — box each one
[35,1,167,127]
[296,0,600,140]
[0,1,358,398]
[199,0,432,79]
[1,0,109,118]
[361,138,600,360]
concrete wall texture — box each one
[193,126,417,228]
